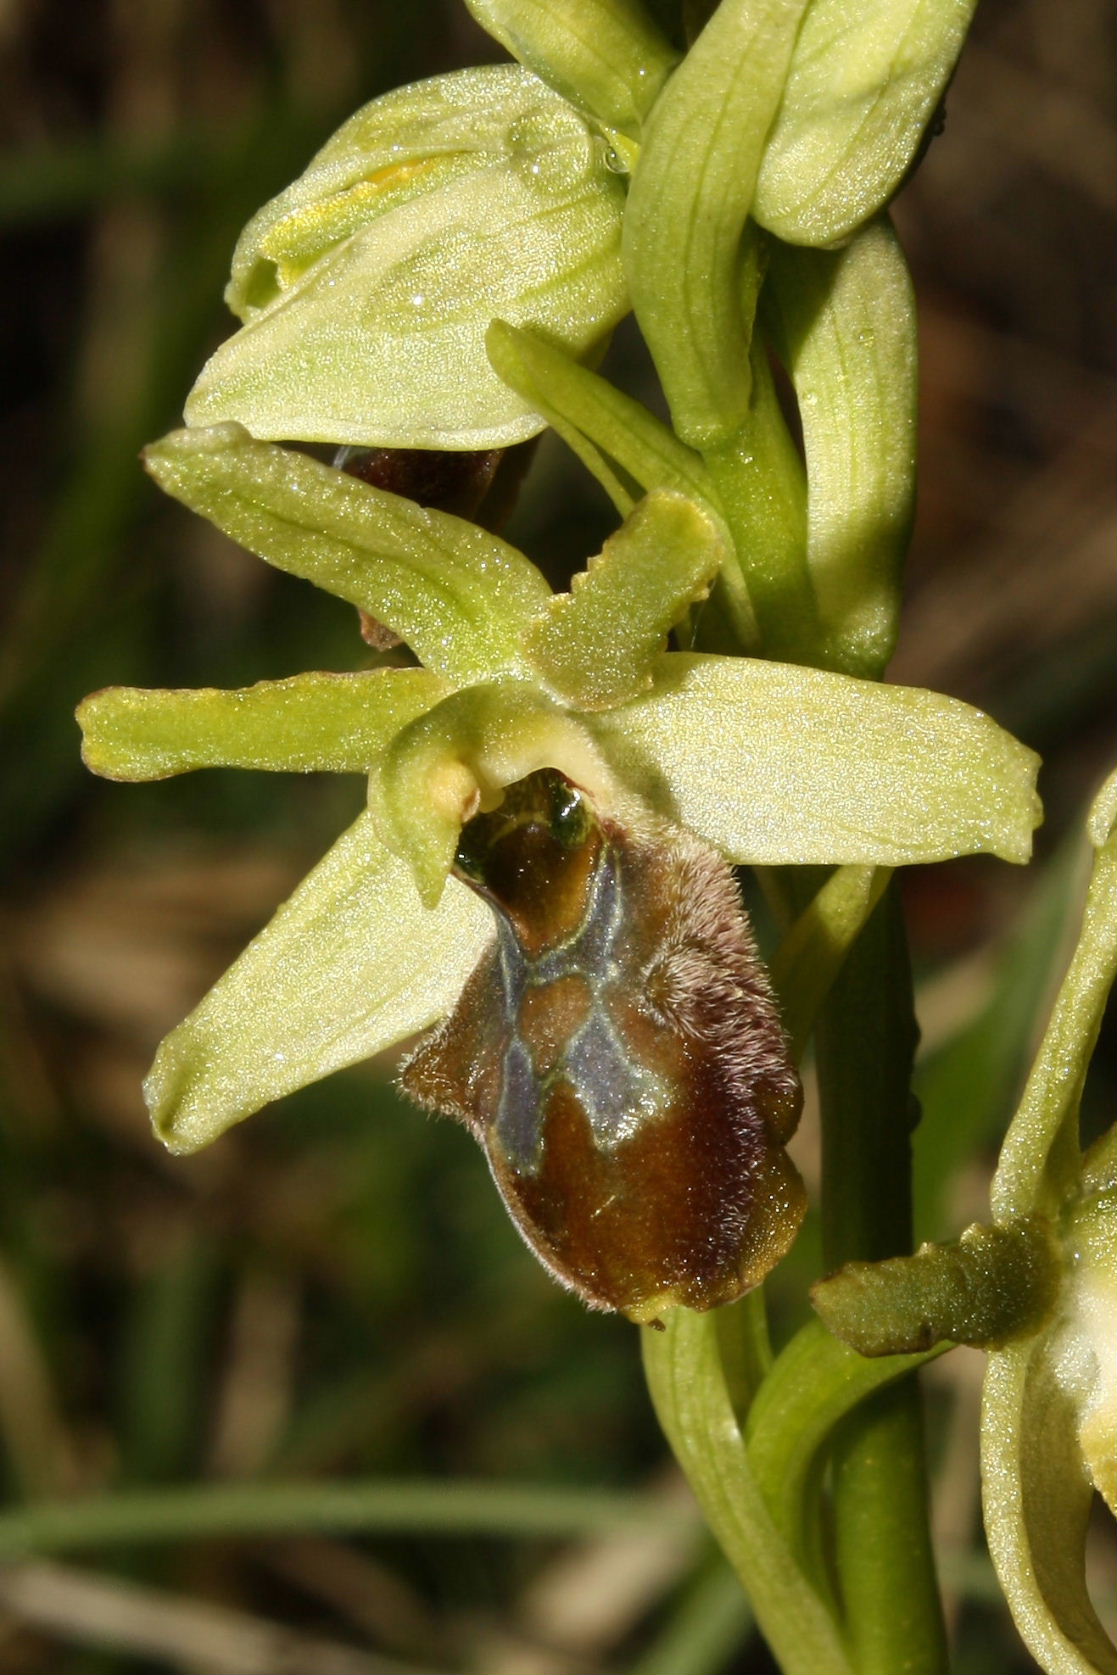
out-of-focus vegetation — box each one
[0,2,1113,1670]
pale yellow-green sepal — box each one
[523,490,726,709]
[145,811,492,1155]
[754,0,976,247]
[590,651,1041,866]
[185,67,628,449]
[143,425,551,685]
[77,668,449,781]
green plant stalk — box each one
[813,887,949,1673]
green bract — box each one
[754,0,977,247]
[622,0,808,447]
[78,423,1042,1157]
[184,66,628,449]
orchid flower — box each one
[79,420,1039,1321]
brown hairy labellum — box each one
[401,769,805,1324]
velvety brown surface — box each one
[404,770,805,1319]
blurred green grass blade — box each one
[0,1481,696,1557]
[631,1557,753,1675]
[117,1238,222,1485]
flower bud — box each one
[185,66,628,449]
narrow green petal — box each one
[765,221,917,678]
[992,771,1117,1221]
[622,0,808,446]
[144,424,551,684]
[145,812,492,1155]
[486,319,715,517]
[524,490,726,709]
[186,69,627,450]
[590,652,1042,866]
[770,864,891,1058]
[463,0,678,137]
[77,669,449,781]
[754,0,976,247]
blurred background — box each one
[0,1,1113,1670]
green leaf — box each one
[77,668,449,781]
[143,424,552,684]
[642,1308,852,1675]
[744,1319,940,1583]
[485,320,767,654]
[375,680,620,906]
[622,0,809,446]
[765,220,917,678]
[524,489,726,708]
[754,0,977,246]
[590,651,1042,867]
[992,770,1117,1222]
[145,811,492,1155]
[486,319,715,517]
[463,0,679,137]
[184,67,628,449]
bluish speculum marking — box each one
[478,821,672,1175]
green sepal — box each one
[145,812,493,1155]
[590,651,1042,867]
[622,0,809,446]
[143,424,552,685]
[485,319,715,517]
[463,0,678,138]
[765,220,917,678]
[811,1217,1061,1356]
[982,1334,1117,1675]
[754,0,977,247]
[184,66,628,449]
[77,668,450,781]
[373,680,621,907]
[523,490,726,709]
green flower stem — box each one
[812,886,949,1673]
[831,1388,946,1675]
[642,1308,854,1675]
